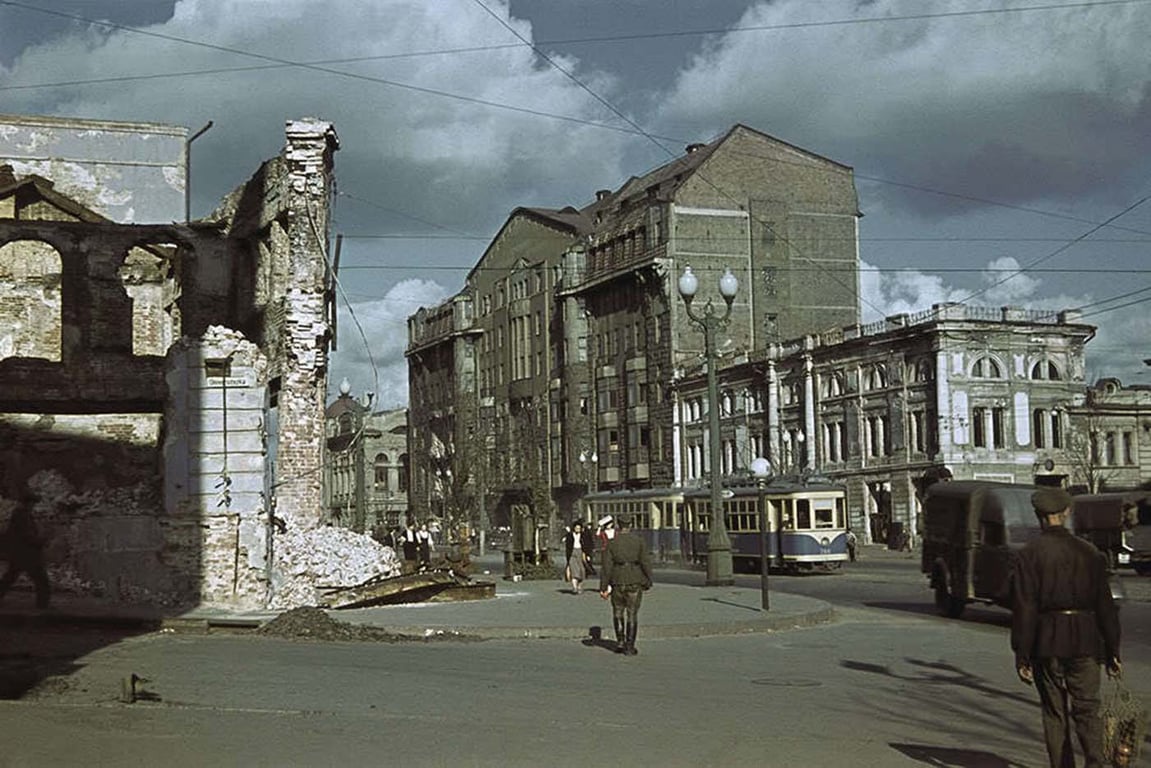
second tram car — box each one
[582,479,849,572]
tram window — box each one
[795,500,812,529]
[814,505,835,529]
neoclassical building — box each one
[673,303,1097,544]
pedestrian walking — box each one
[563,521,589,594]
[846,529,858,562]
[416,523,434,571]
[401,522,418,573]
[581,521,597,577]
[0,491,51,609]
[1011,486,1122,768]
[599,514,652,656]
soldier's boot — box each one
[613,617,627,653]
[625,621,639,656]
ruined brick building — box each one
[0,113,390,611]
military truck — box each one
[921,481,1041,618]
[1073,492,1151,574]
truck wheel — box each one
[934,583,965,618]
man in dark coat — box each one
[0,492,51,609]
[599,515,652,656]
[1011,486,1121,768]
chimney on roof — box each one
[595,189,611,202]
[0,164,16,187]
[685,143,706,154]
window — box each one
[1050,412,1063,448]
[398,454,409,492]
[1123,432,1135,465]
[1033,409,1047,448]
[972,407,987,447]
[1030,360,1061,380]
[972,356,1003,378]
[795,500,812,530]
[374,453,389,488]
[991,407,1005,448]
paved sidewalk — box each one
[328,575,833,640]
[0,554,835,640]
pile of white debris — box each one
[271,523,403,609]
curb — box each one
[379,600,836,640]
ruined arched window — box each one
[119,244,179,356]
[0,239,63,362]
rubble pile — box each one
[271,523,403,609]
[256,607,480,643]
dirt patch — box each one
[255,607,482,643]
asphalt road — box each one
[1,549,1148,768]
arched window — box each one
[865,364,888,391]
[1030,360,1061,380]
[0,239,63,362]
[374,453,390,489]
[911,359,934,382]
[398,454,409,492]
[338,413,354,435]
[971,356,1003,378]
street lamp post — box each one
[679,265,739,586]
[750,457,772,610]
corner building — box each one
[407,125,861,541]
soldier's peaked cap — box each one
[1031,487,1072,517]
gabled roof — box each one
[465,205,589,283]
[0,165,110,223]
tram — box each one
[582,478,849,572]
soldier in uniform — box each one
[1011,486,1122,768]
[0,491,51,609]
[598,515,652,656]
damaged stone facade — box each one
[0,114,392,611]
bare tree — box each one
[1065,413,1118,494]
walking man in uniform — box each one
[599,515,652,656]
[1011,486,1121,768]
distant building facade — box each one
[324,383,409,538]
[408,125,861,544]
[1064,378,1151,493]
[673,303,1096,545]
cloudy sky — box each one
[3,0,1149,406]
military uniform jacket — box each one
[1011,526,1120,665]
[599,532,653,591]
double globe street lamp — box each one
[678,265,739,586]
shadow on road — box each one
[581,625,619,653]
[863,600,1013,628]
[842,657,1033,706]
[0,612,154,700]
[891,742,1029,767]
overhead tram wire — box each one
[5,0,1150,93]
[957,192,1151,305]
[469,0,888,320]
[7,5,1151,251]
[10,0,1146,311]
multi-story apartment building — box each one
[407,125,861,546]
[673,303,1096,545]
[324,381,410,538]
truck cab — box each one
[1073,492,1150,573]
[921,481,1040,618]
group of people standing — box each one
[564,514,653,656]
[390,521,434,573]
